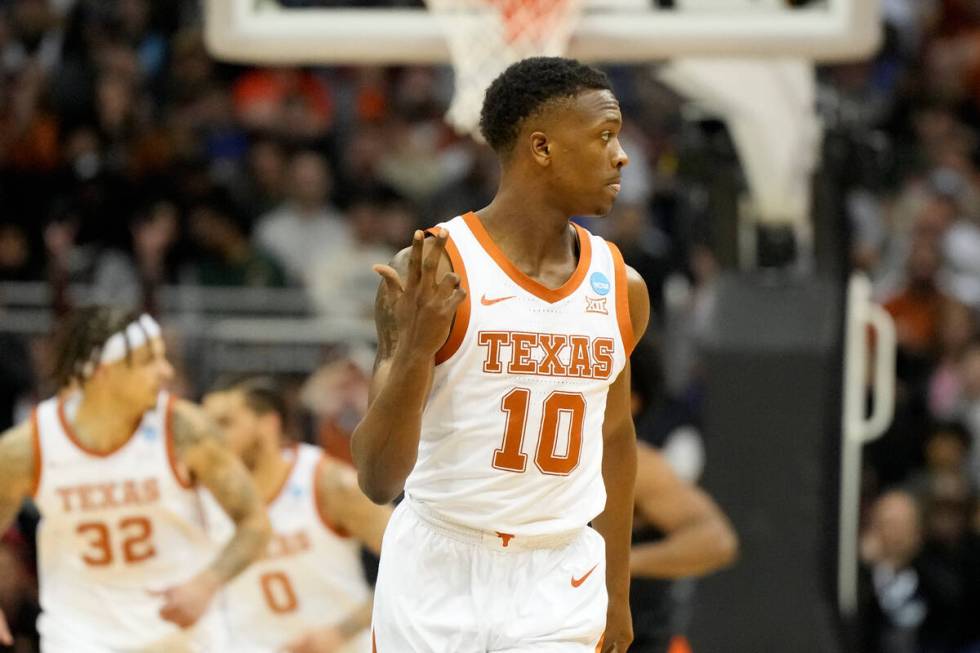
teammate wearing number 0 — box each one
[353,57,648,652]
[0,307,271,652]
[202,376,392,653]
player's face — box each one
[545,89,629,217]
[103,337,173,411]
[203,390,263,469]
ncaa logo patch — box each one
[590,272,611,296]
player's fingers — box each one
[405,230,425,291]
[435,271,460,297]
[421,228,447,290]
[373,264,404,294]
[0,609,12,645]
[448,286,468,310]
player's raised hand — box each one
[373,229,466,358]
[0,607,12,646]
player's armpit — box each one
[315,459,392,555]
[171,400,270,583]
[0,420,37,534]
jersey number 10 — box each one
[493,389,585,476]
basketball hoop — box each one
[422,0,584,137]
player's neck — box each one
[478,187,577,269]
[252,440,294,504]
[71,387,146,452]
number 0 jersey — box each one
[31,391,221,652]
[208,444,372,653]
[404,212,634,536]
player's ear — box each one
[529,131,551,167]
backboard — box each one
[204,0,881,65]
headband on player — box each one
[80,314,162,378]
[101,314,162,364]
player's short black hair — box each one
[211,375,290,432]
[479,56,612,155]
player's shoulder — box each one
[388,226,455,276]
[169,398,222,450]
[601,236,650,341]
[313,453,365,510]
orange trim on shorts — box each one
[461,212,592,304]
[372,629,378,652]
[426,227,470,365]
[57,396,139,458]
[165,395,194,489]
[606,241,635,356]
[313,455,352,539]
[29,408,41,497]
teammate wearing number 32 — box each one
[352,57,649,653]
[0,307,272,652]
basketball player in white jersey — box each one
[353,57,648,652]
[0,306,271,652]
[201,376,391,653]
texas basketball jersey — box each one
[31,391,222,652]
[405,211,634,536]
[214,444,372,653]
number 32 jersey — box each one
[405,212,635,537]
[31,391,221,652]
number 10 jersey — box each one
[405,212,635,537]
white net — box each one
[422,0,585,137]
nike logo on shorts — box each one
[571,564,598,588]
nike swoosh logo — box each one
[571,564,598,588]
[481,294,516,306]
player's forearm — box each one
[206,510,271,585]
[351,347,433,503]
[592,428,637,605]
[630,517,738,578]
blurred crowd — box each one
[836,1,980,651]
[6,0,980,651]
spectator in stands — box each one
[254,150,350,285]
[187,190,285,288]
[928,301,977,420]
[886,235,946,353]
[907,422,974,500]
[89,198,181,311]
[956,341,980,487]
[917,472,980,651]
[860,490,928,653]
[307,192,396,319]
[232,67,333,142]
[231,137,288,223]
[0,224,37,281]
